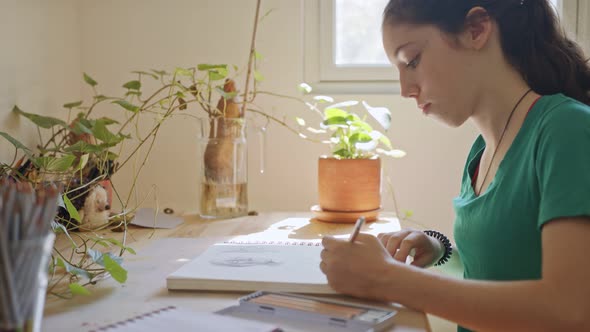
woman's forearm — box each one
[384,265,589,332]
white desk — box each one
[43,212,451,331]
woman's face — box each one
[382,23,481,127]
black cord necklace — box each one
[476,88,533,195]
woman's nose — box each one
[399,72,419,99]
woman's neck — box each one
[470,75,537,150]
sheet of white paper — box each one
[130,208,184,229]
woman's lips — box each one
[418,103,431,114]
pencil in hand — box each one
[348,216,366,243]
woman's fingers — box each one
[393,232,423,263]
[383,231,411,256]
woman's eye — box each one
[406,54,421,69]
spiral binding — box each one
[89,306,177,331]
[223,240,321,246]
[423,230,453,266]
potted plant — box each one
[295,84,405,223]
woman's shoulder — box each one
[538,93,590,120]
[536,93,590,123]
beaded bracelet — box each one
[423,230,453,266]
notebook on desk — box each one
[166,240,336,294]
[88,306,281,332]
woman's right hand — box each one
[377,229,444,267]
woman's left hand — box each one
[320,233,405,301]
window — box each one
[304,0,588,94]
[303,0,396,94]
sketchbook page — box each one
[166,243,335,294]
[88,306,280,332]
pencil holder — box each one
[0,232,55,332]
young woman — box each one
[319,1,590,331]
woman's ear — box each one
[459,6,493,50]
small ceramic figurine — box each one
[78,184,111,230]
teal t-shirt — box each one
[453,94,590,331]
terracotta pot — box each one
[318,156,381,212]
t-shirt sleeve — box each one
[536,100,590,229]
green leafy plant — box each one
[295,83,406,160]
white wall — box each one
[77,0,479,237]
[0,0,81,165]
[0,0,481,238]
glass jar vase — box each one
[197,117,248,219]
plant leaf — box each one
[349,132,373,145]
[13,106,67,129]
[0,131,31,153]
[253,70,264,82]
[214,86,237,100]
[349,117,373,132]
[324,108,349,119]
[295,117,306,126]
[174,67,193,77]
[313,95,334,103]
[112,100,139,113]
[76,154,89,171]
[208,70,225,81]
[87,249,123,266]
[333,148,351,158]
[95,117,119,126]
[355,140,378,152]
[362,101,391,130]
[103,255,127,283]
[254,50,263,60]
[94,95,108,102]
[122,80,141,90]
[69,120,93,136]
[377,148,406,158]
[328,100,358,108]
[83,73,98,87]
[56,258,90,278]
[63,194,81,222]
[379,135,392,149]
[177,97,187,110]
[322,116,348,128]
[86,248,103,265]
[197,64,227,71]
[64,141,103,153]
[34,155,76,172]
[92,121,123,145]
[63,101,83,109]
[69,283,91,296]
[150,69,169,76]
[298,83,312,94]
[125,91,142,97]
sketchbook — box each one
[166,240,336,294]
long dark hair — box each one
[383,0,590,105]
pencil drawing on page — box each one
[219,246,279,254]
[210,257,282,267]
